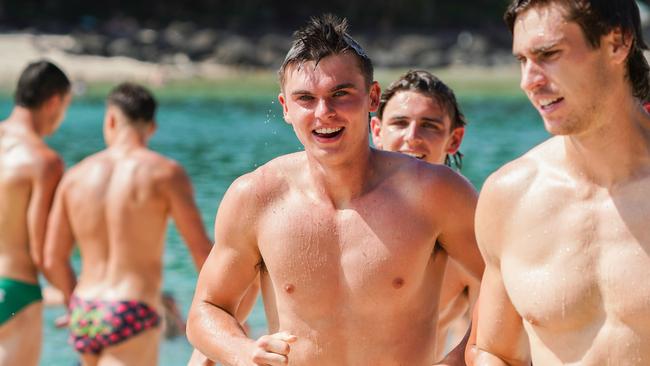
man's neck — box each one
[108,128,148,153]
[4,107,43,136]
[305,146,375,209]
[564,99,650,187]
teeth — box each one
[404,152,425,159]
[315,127,342,134]
[539,97,561,107]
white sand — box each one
[0,33,236,88]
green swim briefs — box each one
[0,277,42,326]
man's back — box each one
[0,124,59,282]
[62,147,178,305]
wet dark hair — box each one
[14,60,70,108]
[504,0,650,101]
[279,13,374,89]
[377,70,467,170]
[107,82,157,124]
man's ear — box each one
[278,93,291,124]
[606,28,633,65]
[369,116,383,149]
[369,81,381,112]
[42,94,62,114]
[445,127,465,154]
[146,121,157,137]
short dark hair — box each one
[504,0,650,101]
[377,70,467,170]
[279,14,374,89]
[14,60,70,108]
[107,82,157,124]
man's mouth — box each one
[401,151,426,160]
[539,97,564,110]
[313,127,344,138]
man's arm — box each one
[425,168,483,365]
[42,176,77,307]
[165,162,212,269]
[470,173,530,366]
[434,168,484,282]
[186,174,295,366]
[27,151,64,268]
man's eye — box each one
[333,91,348,97]
[422,122,441,130]
[542,50,559,59]
[390,120,408,127]
[298,95,314,101]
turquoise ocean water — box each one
[1,90,548,365]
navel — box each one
[284,283,295,294]
[392,277,404,289]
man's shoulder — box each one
[222,152,302,209]
[380,151,473,194]
[231,153,301,195]
[483,137,561,193]
[28,143,64,179]
[478,138,558,212]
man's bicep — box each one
[43,186,74,262]
[194,240,260,316]
[193,178,262,315]
[166,167,212,268]
[27,156,64,265]
[437,182,484,281]
[475,263,530,366]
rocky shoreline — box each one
[0,23,518,88]
[1,11,649,90]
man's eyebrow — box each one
[290,83,357,96]
[421,117,445,123]
[330,83,356,92]
[513,39,563,57]
[291,90,312,96]
[388,115,444,123]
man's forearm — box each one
[470,347,524,366]
[43,262,76,307]
[187,301,256,366]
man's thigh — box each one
[98,327,162,366]
[0,302,42,366]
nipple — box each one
[392,277,404,289]
[284,284,295,294]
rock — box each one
[136,29,158,45]
[73,33,108,55]
[107,37,140,59]
[186,29,218,59]
[211,35,260,65]
[163,21,196,49]
[256,33,290,67]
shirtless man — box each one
[187,14,484,366]
[473,1,650,365]
[370,69,479,361]
[43,82,212,365]
[0,60,71,365]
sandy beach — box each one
[0,32,526,96]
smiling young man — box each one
[0,60,71,366]
[472,1,650,365]
[370,70,479,361]
[187,14,483,366]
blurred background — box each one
[0,1,648,364]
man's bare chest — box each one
[256,197,440,304]
[502,186,650,330]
